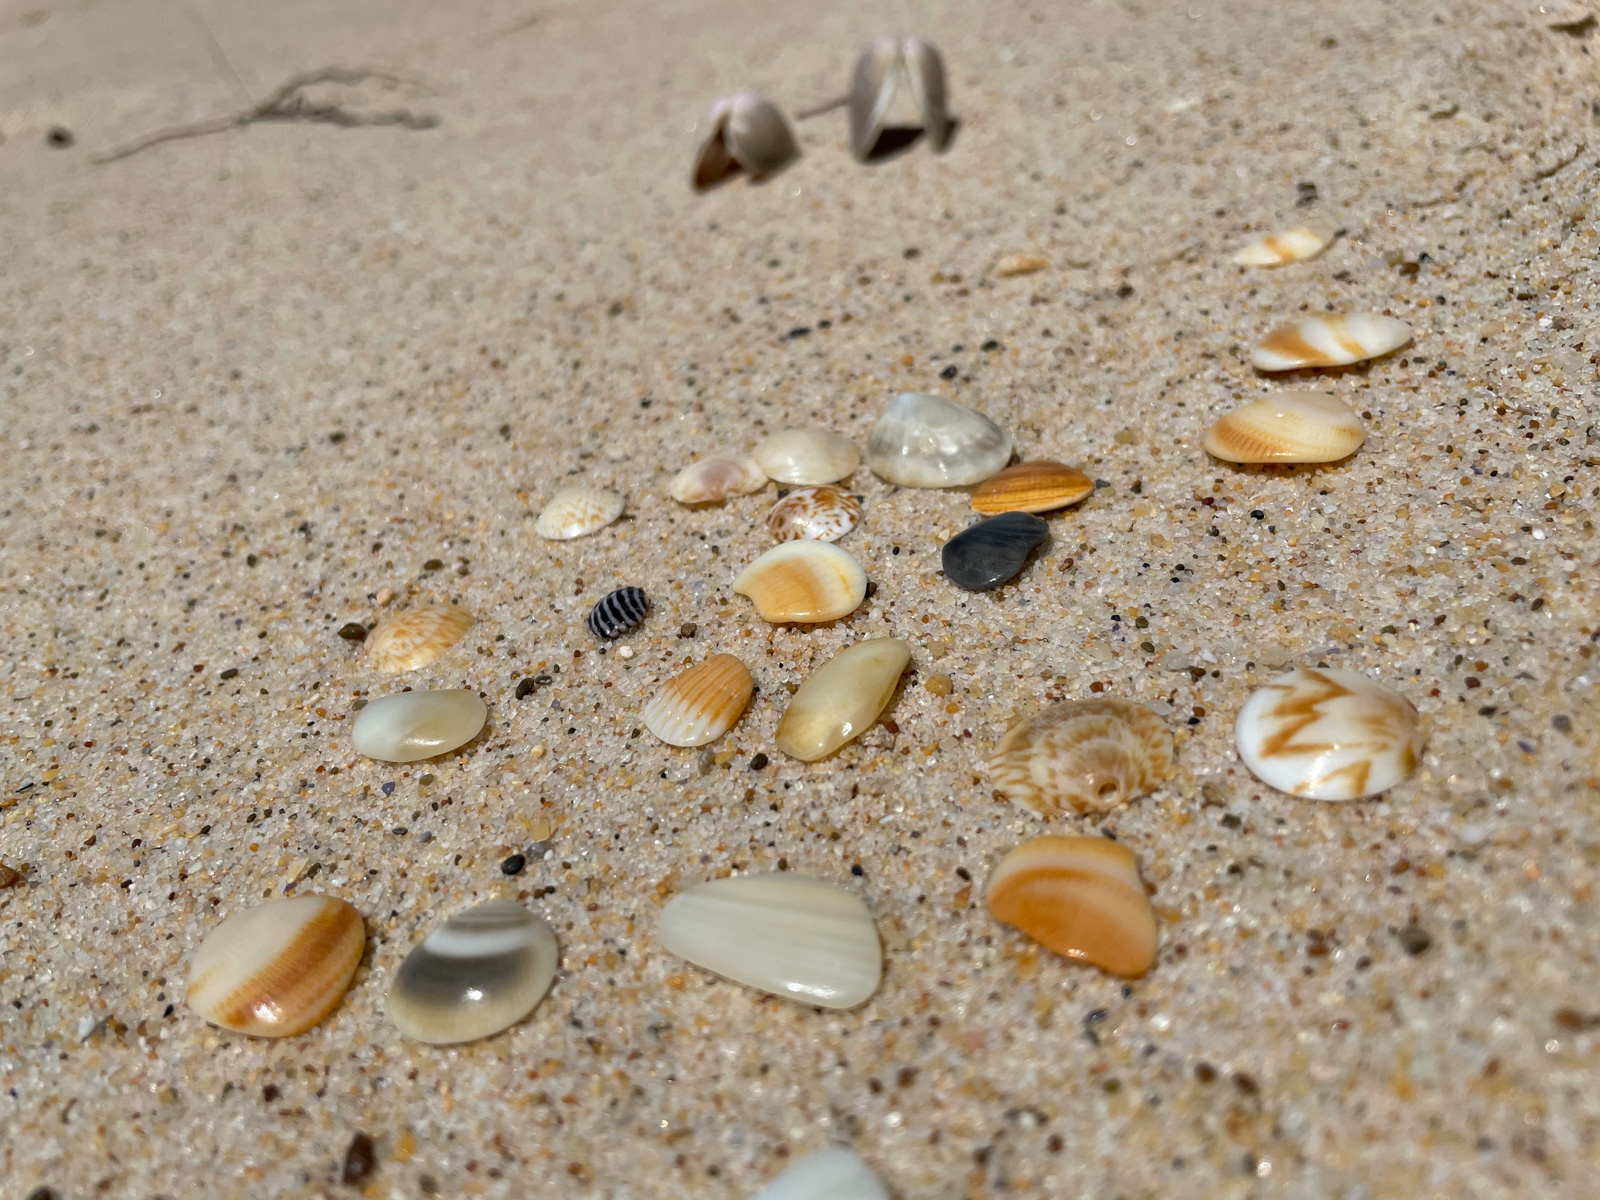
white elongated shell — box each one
[692,92,799,191]
[776,638,910,762]
[1203,392,1365,464]
[752,429,860,485]
[366,604,473,673]
[669,455,768,504]
[536,486,624,539]
[751,1147,890,1200]
[994,252,1048,278]
[659,874,882,1008]
[732,541,868,623]
[642,653,754,747]
[1251,313,1412,371]
[1236,667,1425,800]
[765,486,862,543]
[1231,226,1333,267]
[351,689,487,762]
[865,392,1012,487]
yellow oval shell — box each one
[366,605,474,674]
[989,698,1174,817]
[1204,393,1365,464]
[642,653,754,747]
[775,638,910,761]
[732,541,867,624]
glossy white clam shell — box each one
[864,392,1012,488]
[351,689,487,762]
[752,429,860,485]
[751,1147,890,1200]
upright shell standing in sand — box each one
[691,92,799,191]
[848,35,952,160]
[989,699,1175,817]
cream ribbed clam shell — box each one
[1203,392,1364,464]
[365,605,474,673]
[535,486,624,539]
[642,653,753,747]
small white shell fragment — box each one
[1236,667,1426,800]
[659,874,882,1008]
[692,91,800,192]
[535,486,624,539]
[1203,392,1365,464]
[732,540,868,623]
[865,392,1012,488]
[1231,226,1333,267]
[351,689,488,762]
[751,1147,890,1200]
[1251,313,1412,371]
[994,252,1048,278]
[751,429,860,485]
[776,638,911,761]
[668,455,769,504]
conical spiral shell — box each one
[642,653,754,747]
[989,698,1174,817]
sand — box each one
[2,0,1598,1195]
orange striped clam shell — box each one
[971,461,1094,515]
[642,653,754,747]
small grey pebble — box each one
[1397,922,1431,956]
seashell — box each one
[365,604,474,673]
[732,540,868,623]
[351,689,487,763]
[386,900,558,1045]
[994,253,1048,278]
[752,428,861,485]
[1251,313,1412,371]
[692,91,800,192]
[668,455,768,504]
[865,392,1012,488]
[1231,226,1333,267]
[587,586,651,639]
[1235,667,1425,800]
[941,512,1048,591]
[989,699,1175,818]
[1203,392,1365,464]
[187,895,365,1037]
[776,638,911,761]
[971,460,1093,515]
[536,486,624,540]
[658,873,882,1008]
[642,653,753,747]
[765,486,862,543]
[751,1147,890,1200]
[985,836,1157,977]
[848,35,951,161]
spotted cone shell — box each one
[733,541,867,624]
[1231,226,1333,267]
[971,461,1094,515]
[365,605,474,673]
[1251,313,1412,371]
[989,699,1174,817]
[1204,392,1365,464]
[536,487,624,539]
[765,486,862,543]
[642,653,753,747]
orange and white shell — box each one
[1203,392,1365,464]
[994,253,1048,278]
[1231,226,1332,267]
[668,455,768,504]
[765,486,862,543]
[732,540,867,623]
[642,653,754,747]
[366,605,474,673]
[989,699,1174,817]
[971,461,1094,515]
[536,487,624,539]
[1251,313,1411,371]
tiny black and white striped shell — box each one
[588,587,651,639]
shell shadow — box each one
[861,117,960,164]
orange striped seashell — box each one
[732,540,867,624]
[971,461,1094,515]
[1203,392,1364,464]
[986,836,1157,977]
[1251,313,1412,371]
[366,605,474,673]
[187,895,365,1037]
[1231,226,1333,267]
[642,653,754,747]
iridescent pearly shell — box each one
[351,689,487,762]
[994,253,1048,278]
[1236,667,1425,800]
[659,874,882,1008]
[865,392,1013,488]
[986,836,1157,977]
[187,895,365,1037]
[989,699,1175,817]
[535,486,624,539]
[732,541,868,623]
[776,638,911,762]
[642,653,754,747]
[386,900,558,1045]
[1231,226,1333,267]
[752,429,861,485]
[1204,392,1365,464]
[971,461,1094,514]
[752,1147,890,1200]
[1251,313,1412,371]
[848,35,952,161]
[692,91,800,192]
[765,486,862,543]
[365,604,474,673]
[669,455,769,504]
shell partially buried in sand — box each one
[642,653,754,747]
[365,605,474,673]
[1204,392,1365,464]
[733,540,868,623]
[989,698,1175,817]
[752,429,860,485]
[669,455,768,504]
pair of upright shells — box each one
[691,92,799,191]
[865,392,1012,488]
[849,35,951,160]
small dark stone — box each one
[341,1132,377,1185]
[941,512,1049,591]
[328,431,347,444]
[678,622,698,639]
[980,338,1002,352]
[46,127,74,148]
[588,586,650,639]
[748,753,769,771]
[25,1189,59,1200]
[1250,509,1265,520]
[1397,921,1432,956]
[219,667,240,680]
[262,1084,280,1102]
[381,782,396,796]
[1195,1062,1217,1083]
[515,678,537,700]
[939,364,959,380]
[1296,180,1319,207]
[786,326,812,339]
[422,558,444,571]
[337,622,368,642]
[1553,714,1572,733]
[501,854,527,876]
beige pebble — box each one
[776,638,911,761]
[994,252,1048,277]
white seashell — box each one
[1204,392,1365,464]
[1231,226,1333,267]
[692,92,800,192]
[366,604,473,673]
[669,454,769,504]
[849,35,951,161]
[751,1147,890,1200]
[776,638,910,762]
[1251,313,1412,371]
[642,653,754,747]
[865,392,1012,487]
[752,429,860,485]
[1235,667,1426,800]
[536,486,624,539]
[659,873,882,1008]
[732,540,868,623]
[351,689,487,762]
[765,486,862,543]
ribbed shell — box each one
[1203,393,1365,464]
[989,699,1174,817]
[587,586,651,639]
[535,487,624,539]
[971,461,1093,514]
[733,541,868,623]
[765,486,862,543]
[642,653,753,747]
[365,605,474,673]
[1231,226,1333,267]
[1251,313,1412,371]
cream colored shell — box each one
[350,689,487,762]
[668,455,769,504]
[775,638,911,762]
[732,541,867,624]
[1203,392,1365,464]
[1231,226,1333,267]
[642,653,753,747]
[752,429,860,485]
[365,605,474,673]
[535,486,624,539]
[1251,313,1412,371]
[989,699,1175,817]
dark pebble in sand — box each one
[1397,922,1432,956]
[337,622,368,642]
[941,512,1049,591]
[341,1132,377,1185]
[501,853,526,876]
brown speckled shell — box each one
[365,605,474,674]
[765,486,862,542]
[989,698,1174,817]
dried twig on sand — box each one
[92,67,438,165]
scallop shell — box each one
[989,699,1175,817]
[1251,313,1412,371]
[535,486,624,539]
[668,455,768,504]
[642,653,753,747]
[1204,392,1365,464]
[849,35,951,161]
[752,429,860,485]
[986,835,1158,977]
[970,461,1093,514]
[691,92,799,192]
[732,541,868,624]
[187,895,365,1037]
[365,605,474,674]
[1231,226,1333,267]
[765,486,862,543]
